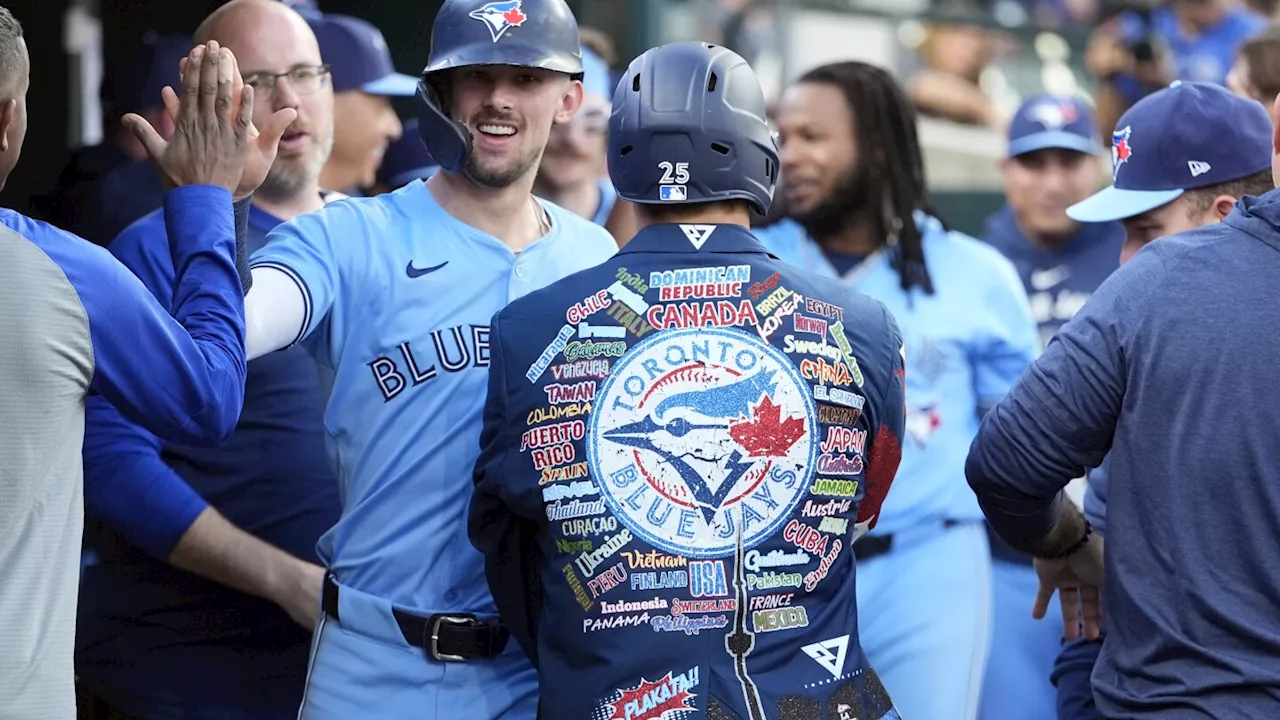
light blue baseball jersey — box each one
[249,180,617,612]
[754,215,1038,535]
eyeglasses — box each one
[566,107,608,135]
[242,64,331,96]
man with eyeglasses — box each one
[77,2,344,717]
[308,13,417,195]
[533,45,635,243]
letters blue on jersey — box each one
[249,180,616,611]
[470,222,906,719]
[754,216,1038,533]
[982,206,1123,351]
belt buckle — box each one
[428,614,476,662]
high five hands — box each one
[123,41,296,201]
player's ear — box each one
[0,98,15,153]
[1271,92,1280,153]
[554,78,584,125]
[1213,195,1237,221]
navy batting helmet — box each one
[608,42,778,216]
[417,0,584,174]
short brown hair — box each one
[1238,24,1280,104]
[1183,169,1275,218]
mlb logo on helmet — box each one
[470,0,528,42]
[1111,125,1133,180]
[660,186,687,202]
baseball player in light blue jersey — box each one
[237,0,616,717]
[755,61,1039,720]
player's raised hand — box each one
[162,46,296,200]
[1033,534,1105,641]
[123,42,250,192]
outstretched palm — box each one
[161,50,294,199]
[1033,534,1105,640]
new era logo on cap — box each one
[1069,81,1274,224]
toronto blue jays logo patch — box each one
[470,0,528,42]
[586,326,818,559]
[1111,125,1133,180]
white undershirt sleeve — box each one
[245,266,308,361]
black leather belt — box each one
[322,573,509,662]
[854,519,962,562]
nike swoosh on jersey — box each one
[1030,266,1068,291]
[406,261,449,278]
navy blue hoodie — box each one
[968,188,1280,717]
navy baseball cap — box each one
[1007,95,1099,158]
[308,14,417,96]
[378,118,439,187]
[102,34,191,116]
[279,0,322,18]
[1068,81,1274,223]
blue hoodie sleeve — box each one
[965,239,1168,548]
[82,210,212,558]
[41,185,247,446]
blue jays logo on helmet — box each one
[469,0,529,42]
[1111,125,1134,180]
[1026,100,1078,130]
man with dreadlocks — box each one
[754,60,1039,720]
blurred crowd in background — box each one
[29,0,1280,245]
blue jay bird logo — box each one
[1026,100,1077,130]
[1112,125,1133,180]
[469,0,528,42]
[585,327,819,559]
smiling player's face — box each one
[448,65,583,188]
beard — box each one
[791,164,872,245]
[258,131,333,199]
[463,136,543,189]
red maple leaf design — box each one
[857,424,903,531]
[607,673,696,720]
[503,7,527,26]
[728,395,806,458]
